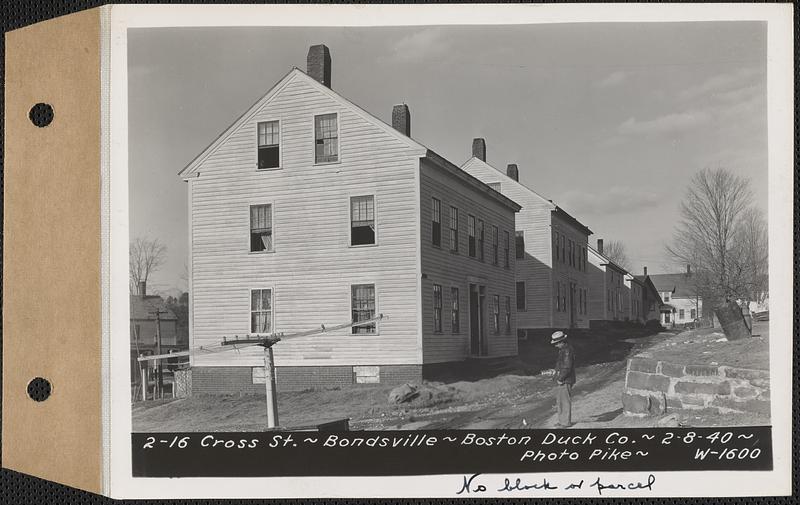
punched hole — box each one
[27,377,52,402]
[29,103,54,127]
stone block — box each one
[622,392,650,414]
[733,386,758,399]
[626,371,670,393]
[749,378,770,389]
[677,394,706,407]
[649,393,667,415]
[628,358,659,373]
[723,367,769,381]
[712,397,771,416]
[661,362,686,378]
[685,364,720,377]
[674,380,731,396]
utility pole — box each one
[263,344,279,428]
[150,308,169,399]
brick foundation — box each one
[622,357,770,417]
[191,364,423,395]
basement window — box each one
[350,195,375,246]
[352,284,376,334]
[250,204,273,252]
[314,113,339,163]
[257,121,280,169]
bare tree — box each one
[130,237,168,293]
[666,167,757,308]
[735,207,768,304]
[603,240,631,270]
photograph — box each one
[127,19,772,435]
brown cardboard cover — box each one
[3,7,103,493]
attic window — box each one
[314,113,339,163]
[257,121,280,169]
[250,204,273,252]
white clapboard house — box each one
[461,143,593,338]
[179,45,521,393]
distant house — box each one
[633,268,663,324]
[461,143,592,335]
[649,266,703,328]
[586,240,629,325]
[180,45,521,393]
[130,281,180,376]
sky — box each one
[128,22,767,295]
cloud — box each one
[617,111,711,136]
[557,187,663,216]
[596,70,629,88]
[678,67,762,102]
[392,28,450,61]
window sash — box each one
[504,231,510,267]
[468,215,476,257]
[258,120,279,146]
[451,287,460,333]
[478,220,485,261]
[492,226,499,265]
[314,113,339,163]
[505,296,511,333]
[493,295,500,333]
[250,204,273,252]
[432,198,441,246]
[351,284,376,334]
[433,284,442,332]
[449,207,459,252]
[250,289,272,334]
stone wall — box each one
[622,357,770,417]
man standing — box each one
[551,331,576,428]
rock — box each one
[388,383,419,404]
[657,413,680,427]
[749,378,770,389]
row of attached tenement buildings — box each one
[180,45,669,393]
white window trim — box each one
[348,193,378,248]
[312,111,342,166]
[248,201,276,254]
[350,282,380,336]
[249,287,276,336]
[255,118,283,171]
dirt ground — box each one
[132,322,770,432]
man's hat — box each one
[550,331,567,344]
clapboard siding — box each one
[461,158,590,329]
[550,213,591,329]
[188,73,425,367]
[587,247,626,322]
[419,159,517,363]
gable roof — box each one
[648,272,700,298]
[425,151,521,212]
[588,245,627,274]
[634,275,663,303]
[130,295,178,321]
[461,156,592,235]
[179,68,426,179]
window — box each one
[451,287,460,333]
[505,296,511,333]
[568,240,574,267]
[515,231,525,259]
[552,231,558,262]
[251,289,273,334]
[664,292,671,302]
[691,308,697,319]
[478,219,485,261]
[449,206,459,253]
[250,204,273,252]
[431,198,441,247]
[468,215,476,257]
[516,281,526,311]
[679,309,685,320]
[560,234,565,263]
[488,182,501,192]
[556,282,562,311]
[350,196,375,246]
[314,113,338,163]
[433,284,442,333]
[492,226,499,265]
[503,231,510,268]
[493,295,500,333]
[257,121,280,169]
[351,284,376,334]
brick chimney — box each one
[597,238,604,255]
[307,44,331,88]
[507,164,519,181]
[138,280,146,296]
[472,138,486,162]
[643,266,648,276]
[392,104,411,136]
